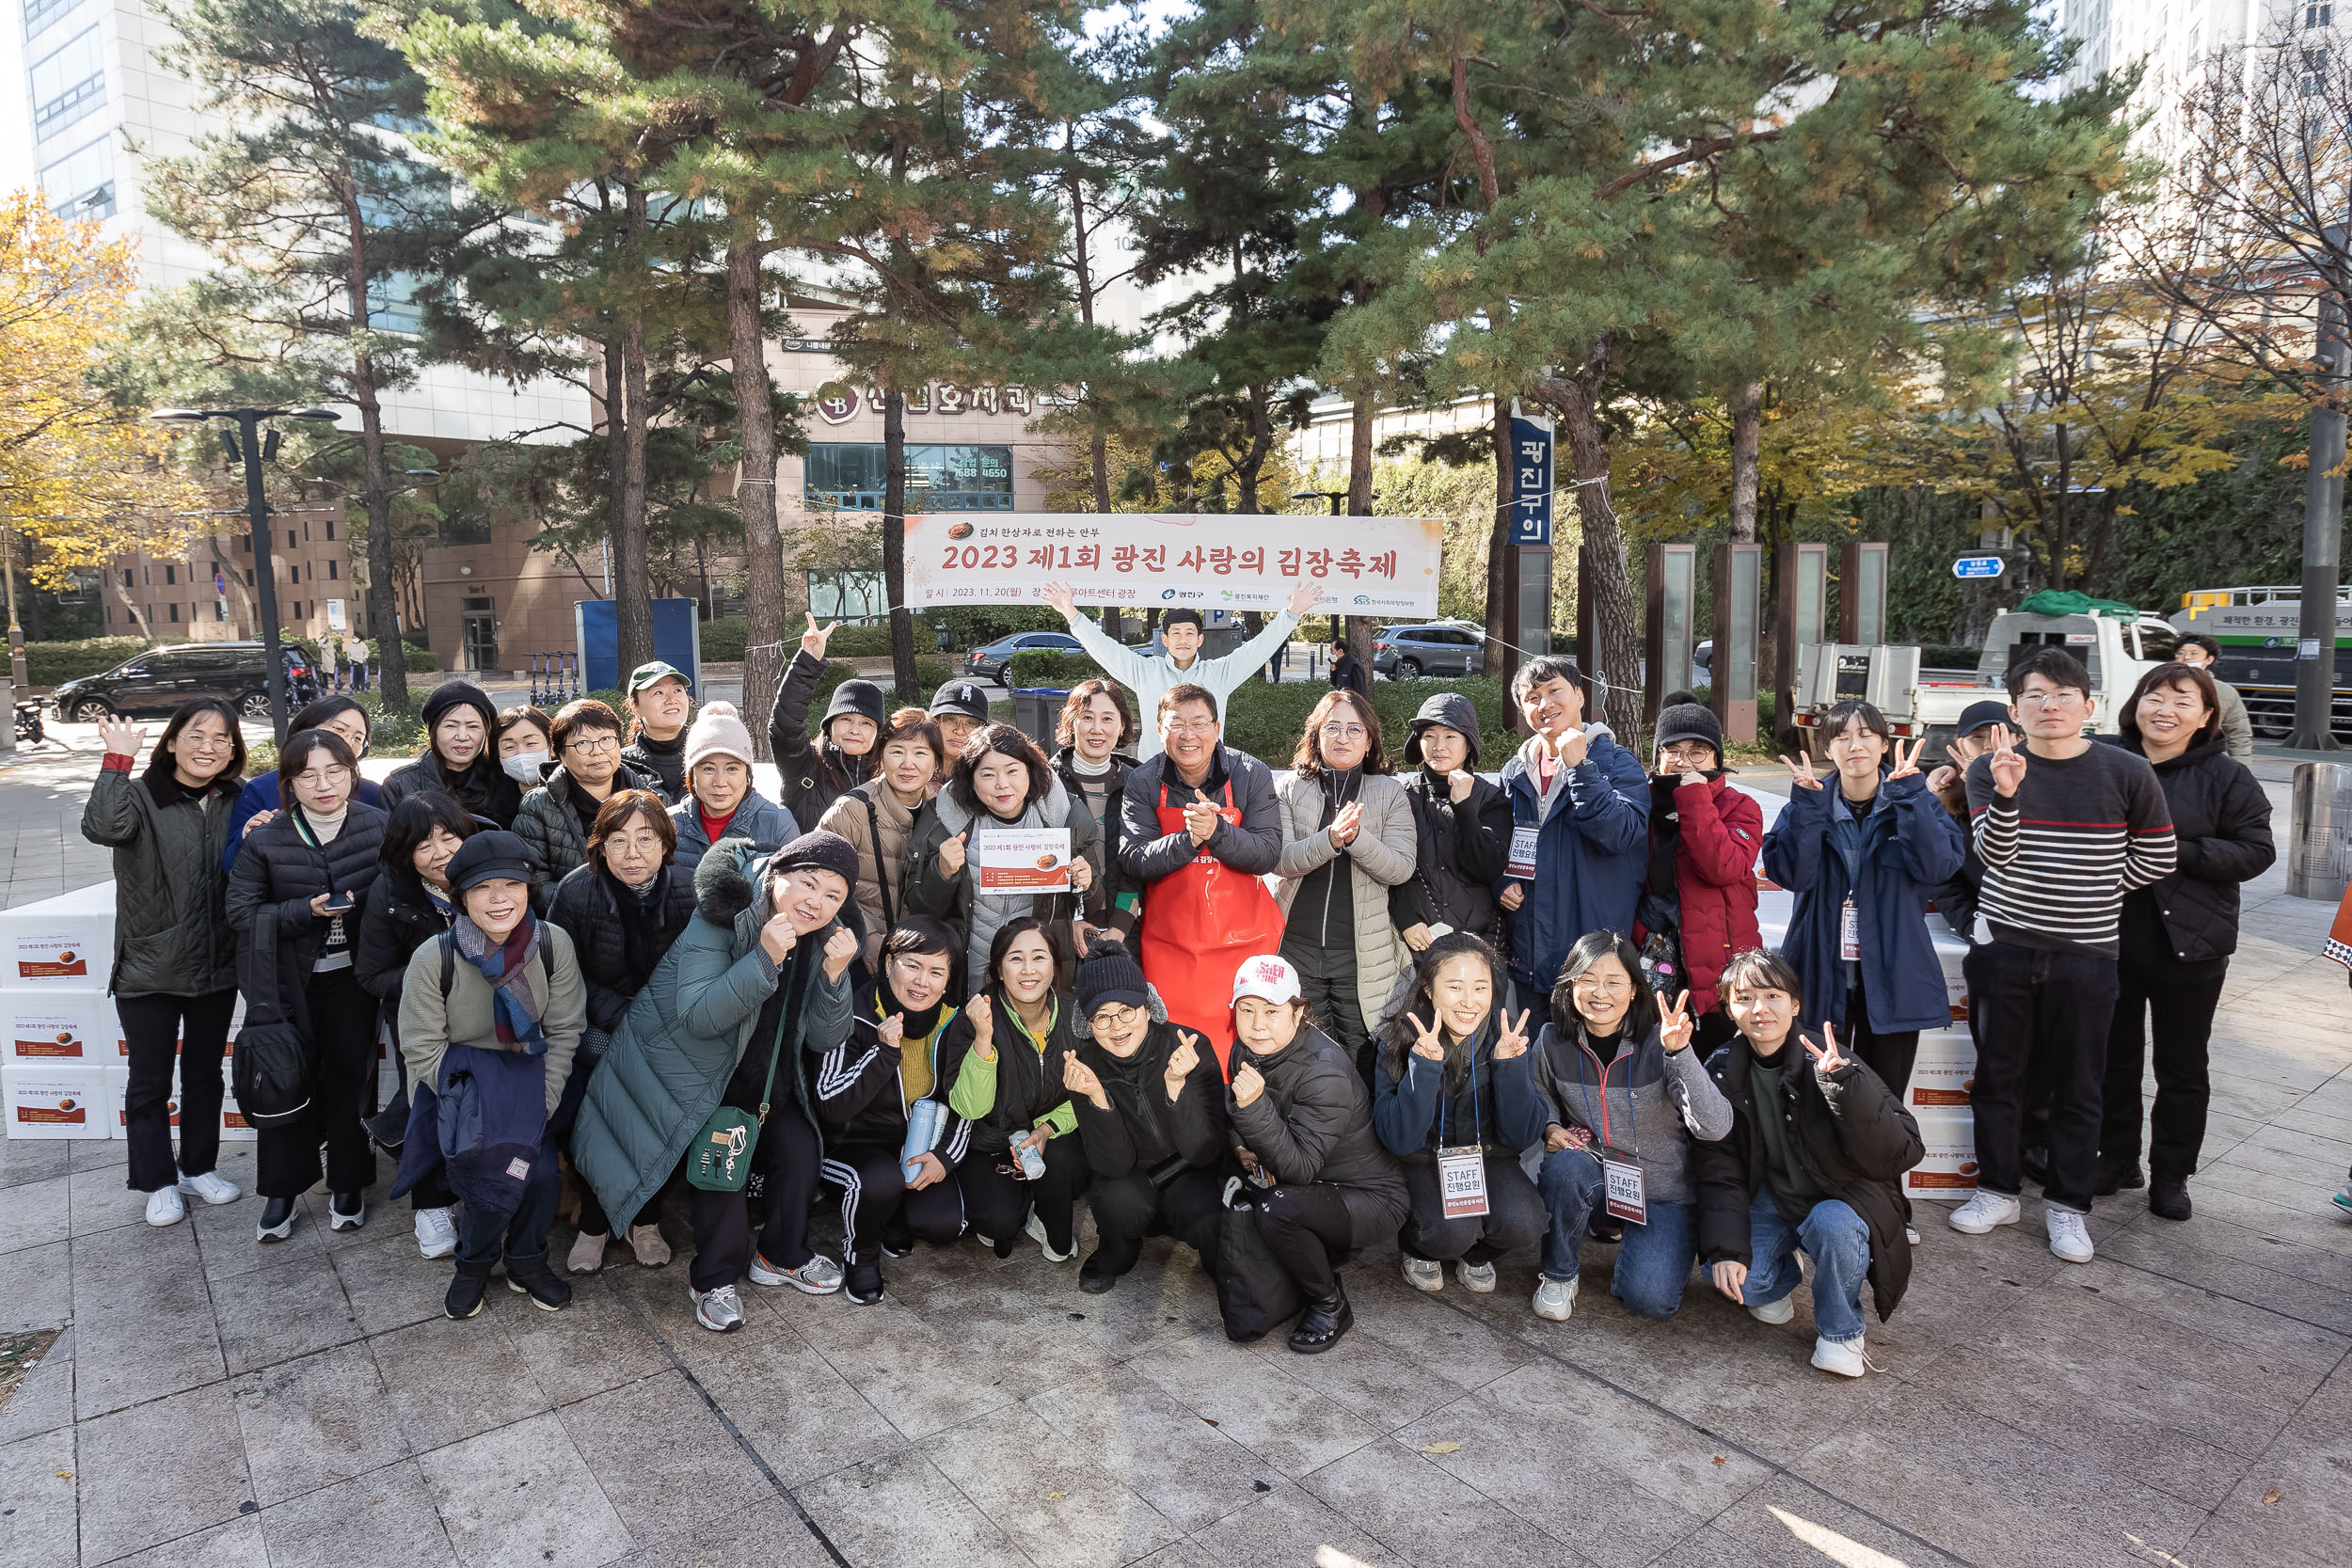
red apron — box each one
[1136,780,1286,1074]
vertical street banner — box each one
[1508,410,1554,546]
[901,514,1443,616]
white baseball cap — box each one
[1231,954,1301,1006]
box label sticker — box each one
[15,936,91,979]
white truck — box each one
[2169,584,2352,741]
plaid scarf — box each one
[453,913,549,1056]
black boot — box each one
[504,1255,572,1311]
[256,1196,296,1243]
[446,1260,493,1320]
[2019,1146,2052,1188]
[1287,1283,1354,1355]
[2095,1161,2143,1197]
[2148,1176,2192,1222]
[1077,1253,1120,1294]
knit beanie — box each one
[767,829,860,894]
[1653,691,1724,768]
[822,678,886,738]
[1074,939,1150,1017]
[683,701,756,772]
[421,679,498,737]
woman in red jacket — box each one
[1637,696,1761,1050]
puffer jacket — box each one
[903,775,1104,984]
[1370,1022,1513,1158]
[221,772,384,875]
[1693,1033,1924,1321]
[1054,747,1141,940]
[545,863,698,1037]
[1495,1020,1734,1207]
[934,988,1083,1156]
[1390,768,1512,943]
[1225,1023,1407,1233]
[1272,770,1418,1033]
[1065,996,1231,1180]
[667,786,799,879]
[379,751,521,829]
[621,730,688,803]
[396,919,586,1116]
[82,759,242,998]
[816,775,932,965]
[768,649,878,832]
[1498,729,1652,997]
[570,839,857,1232]
[2101,733,2275,964]
[1637,775,1764,1016]
[225,802,389,1035]
[512,759,663,906]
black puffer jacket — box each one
[1054,747,1140,939]
[1066,1006,1230,1180]
[81,760,242,998]
[1390,768,1511,942]
[935,990,1082,1157]
[622,730,688,803]
[2101,734,2276,964]
[225,802,389,1034]
[546,863,698,1036]
[1224,1024,1407,1232]
[1693,1034,1923,1322]
[379,752,521,829]
[353,868,450,1027]
[768,649,877,832]
[512,760,663,906]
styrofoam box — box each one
[1907,1031,1977,1110]
[219,1085,258,1142]
[1905,1106,1979,1200]
[105,1063,182,1137]
[4,992,110,1063]
[3,1063,114,1138]
[0,883,116,988]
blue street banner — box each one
[1508,410,1553,546]
[1951,555,2005,580]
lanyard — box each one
[1579,1029,1637,1158]
[1435,1048,1482,1147]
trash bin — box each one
[1011,688,1071,752]
[2287,761,2352,901]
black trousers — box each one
[1963,939,2119,1212]
[1256,1180,1391,1301]
[1086,1165,1228,1277]
[824,1141,967,1266]
[2101,960,2227,1180]
[1398,1150,1548,1264]
[688,1100,821,1291]
[455,1142,560,1267]
[255,971,380,1200]
[1842,984,1921,1103]
[959,1132,1088,1253]
[117,990,236,1194]
[1282,936,1366,1056]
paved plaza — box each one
[1,722,2348,1568]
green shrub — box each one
[1221,675,1512,768]
[25,637,154,687]
[698,616,747,662]
[250,689,428,774]
[802,657,953,736]
[920,605,1062,651]
[1004,649,1104,689]
[403,642,439,673]
[825,623,898,657]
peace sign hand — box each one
[1780,752,1822,790]
[799,613,838,661]
[1986,723,2027,797]
[1406,1010,1446,1062]
[1885,736,1927,782]
[1656,990,1694,1054]
[1805,1021,1850,1076]
[1493,1008,1532,1060]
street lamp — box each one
[1291,488,1366,516]
[151,405,342,740]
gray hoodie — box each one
[1497,1019,1732,1206]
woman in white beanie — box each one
[667,702,798,877]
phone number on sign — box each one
[936,543,1404,579]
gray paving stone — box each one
[1459,1359,1775,1520]
[70,1217,226,1419]
[0,1325,75,1445]
[369,1314,552,1454]
[325,1227,447,1337]
[0,1237,72,1333]
[257,1461,458,1568]
[73,1382,254,1566]
[101,1513,272,1568]
[1299,1438,1597,1568]
[1023,1369,1280,1533]
[660,1298,907,1486]
[0,1174,69,1257]
[416,1410,630,1568]
[606,1496,839,1568]
[921,1418,1184,1568]
[229,1343,409,1507]
[0,1133,70,1192]
[557,1370,768,1544]
[209,1251,363,1376]
[0,1427,78,1568]
[1129,1334,1382,1480]
[796,1447,1031,1568]
[1184,1478,1402,1568]
[503,1277,669,1406]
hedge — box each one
[1004,649,1107,689]
[248,689,429,774]
[699,616,747,661]
[25,637,153,686]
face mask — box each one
[501,752,548,784]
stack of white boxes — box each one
[1903,926,1979,1201]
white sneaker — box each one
[177,1170,241,1206]
[1025,1212,1075,1262]
[693,1283,745,1333]
[145,1186,185,1227]
[748,1251,844,1294]
[1811,1335,1867,1378]
[1456,1260,1498,1294]
[1401,1256,1443,1292]
[1947,1189,2022,1235]
[1748,1294,1796,1325]
[2046,1207,2095,1264]
[567,1229,608,1275]
[1905,1225,1921,1246]
[415,1207,459,1260]
[1532,1276,1578,1322]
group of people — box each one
[304,631,373,695]
[80,586,2279,1377]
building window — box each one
[364,271,424,335]
[287,529,296,549]
[164,564,175,585]
[324,519,336,541]
[237,534,249,552]
[326,560,338,579]
[2309,3,2333,27]
[807,570,889,622]
[24,0,82,40]
[803,443,1016,512]
[120,569,132,588]
[39,136,113,220]
[167,603,179,623]
[2305,48,2329,94]
[245,569,255,587]
[30,26,104,142]
[215,600,227,622]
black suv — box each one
[51,643,318,722]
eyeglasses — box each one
[291,767,350,789]
[1163,720,1218,736]
[565,735,619,755]
[1570,974,1633,994]
[2015,689,2084,707]
[1319,722,1368,741]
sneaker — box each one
[1947,1189,2022,1235]
[1077,1259,1120,1294]
[145,1186,186,1227]
[626,1223,672,1267]
[2149,1177,2192,1223]
[446,1264,492,1320]
[1025,1212,1075,1263]
[1811,1335,1867,1378]
[1748,1294,1796,1325]
[881,1225,916,1259]
[1532,1276,1578,1322]
[747,1252,844,1294]
[844,1259,885,1305]
[693,1283,745,1332]
[1457,1260,1498,1294]
[1401,1256,1443,1292]
[567,1230,609,1275]
[177,1170,241,1206]
[327,1192,366,1231]
[414,1207,458,1260]
[2331,1181,2352,1218]
[1904,1226,1921,1246]
[505,1256,572,1311]
[256,1196,296,1243]
[2095,1161,2144,1197]
[2046,1207,2094,1264]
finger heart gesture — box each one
[1232,1061,1265,1107]
[1166,1031,1201,1084]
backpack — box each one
[230,902,313,1128]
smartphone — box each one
[322,891,356,915]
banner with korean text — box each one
[901,513,1443,616]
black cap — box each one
[421,679,497,736]
[1654,698,1724,768]
[1404,691,1482,767]
[1956,699,2010,737]
[1075,939,1150,1017]
[767,829,860,894]
[823,678,886,734]
[929,680,990,722]
[447,830,532,893]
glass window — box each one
[803,443,1015,512]
[365,270,422,334]
[32,26,104,141]
[24,0,82,40]
[806,569,887,621]
[40,136,113,220]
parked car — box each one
[966,628,1085,687]
[1371,623,1484,679]
[50,642,318,722]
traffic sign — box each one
[214,572,228,595]
[1951,556,2005,580]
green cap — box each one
[627,660,689,697]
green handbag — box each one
[686,1006,787,1193]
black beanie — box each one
[421,679,498,737]
[823,678,886,734]
[767,829,860,894]
[1075,940,1149,1017]
[1654,693,1724,768]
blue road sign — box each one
[1951,556,2005,580]
[1508,412,1553,546]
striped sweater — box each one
[1964,744,2177,957]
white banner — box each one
[901,513,1443,616]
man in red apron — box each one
[1114,684,1286,1072]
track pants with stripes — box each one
[825,1140,967,1266]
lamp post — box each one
[151,405,342,742]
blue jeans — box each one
[1535,1148,1700,1318]
[1740,1190,1869,1344]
